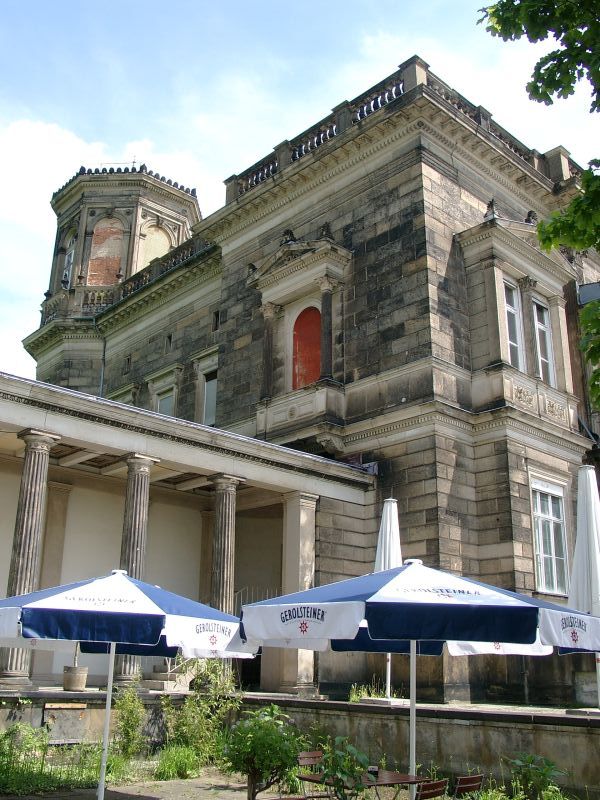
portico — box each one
[0,372,375,690]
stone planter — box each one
[63,665,88,691]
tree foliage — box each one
[224,704,303,800]
[538,160,600,251]
[480,1,599,111]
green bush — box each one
[161,658,240,765]
[114,684,146,759]
[506,753,566,800]
[317,736,371,800]
[0,724,102,794]
[154,744,200,780]
[224,704,303,800]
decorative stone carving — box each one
[518,276,537,291]
[280,229,296,245]
[514,385,535,407]
[546,399,566,421]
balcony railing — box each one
[41,236,215,325]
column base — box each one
[0,673,32,687]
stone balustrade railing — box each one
[227,63,409,201]
[41,236,214,324]
[225,55,584,203]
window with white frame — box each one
[531,478,568,595]
[156,388,175,416]
[146,364,183,418]
[504,281,525,370]
[192,347,218,426]
[533,300,555,386]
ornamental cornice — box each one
[23,320,100,358]
[344,405,473,447]
[53,175,200,216]
[0,380,373,491]
[472,411,588,456]
[250,240,351,293]
[416,118,553,212]
[198,113,426,243]
[198,94,556,245]
[96,256,221,335]
[457,222,575,285]
[342,398,588,459]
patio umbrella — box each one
[374,498,403,699]
[568,464,600,707]
[0,569,255,800]
[241,559,600,782]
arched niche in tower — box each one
[88,216,125,286]
[136,221,175,272]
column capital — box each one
[125,453,160,473]
[283,491,319,509]
[212,474,246,490]
[316,275,339,293]
[517,276,537,292]
[261,302,281,319]
[18,429,61,450]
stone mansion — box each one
[1,55,598,702]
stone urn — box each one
[63,643,88,691]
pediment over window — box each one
[247,237,351,305]
[455,218,577,290]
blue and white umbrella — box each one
[374,498,403,699]
[0,570,255,800]
[242,559,600,780]
[568,465,600,707]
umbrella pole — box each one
[385,653,392,699]
[98,641,116,800]
[408,640,416,800]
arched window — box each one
[62,231,77,288]
[293,306,321,389]
[88,218,124,285]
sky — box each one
[0,0,597,380]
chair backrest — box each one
[416,778,449,800]
[453,775,483,796]
[298,751,324,768]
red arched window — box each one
[293,307,321,389]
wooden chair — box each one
[297,751,329,799]
[415,778,449,800]
[453,774,484,797]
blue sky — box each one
[0,0,597,379]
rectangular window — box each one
[532,480,568,595]
[533,301,555,386]
[203,370,217,426]
[504,282,525,369]
[157,388,175,417]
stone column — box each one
[548,294,573,393]
[0,430,60,685]
[210,475,243,615]
[280,491,318,694]
[317,277,336,382]
[115,454,157,683]
[518,276,538,376]
[260,302,279,400]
